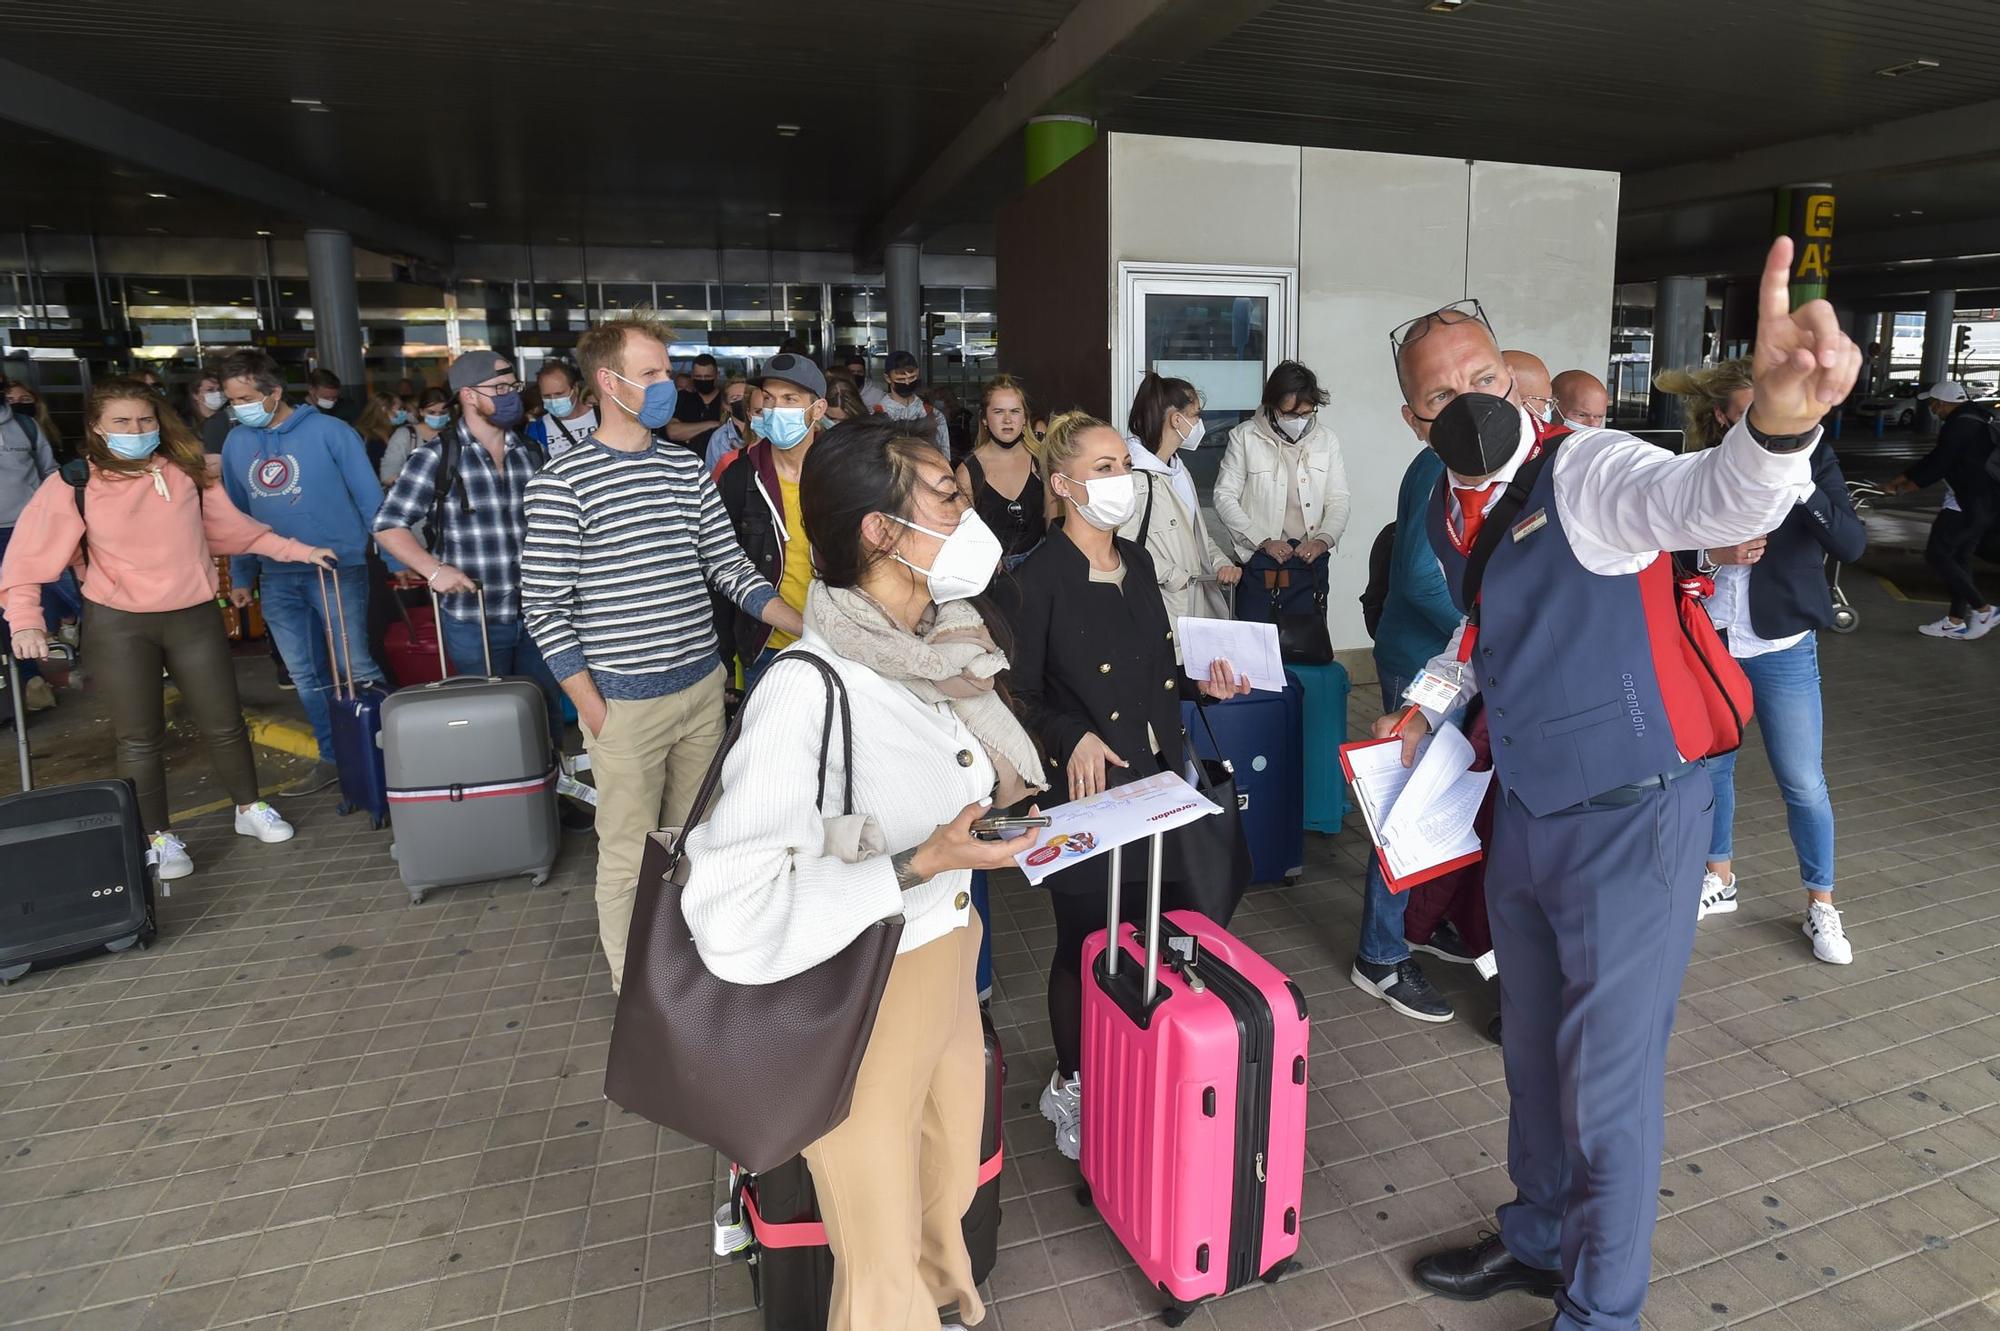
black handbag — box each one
[1235,549,1334,665]
[1162,703,1253,924]
[603,653,904,1173]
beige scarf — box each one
[804,582,1046,807]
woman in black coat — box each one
[999,411,1246,1161]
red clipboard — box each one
[1338,736,1484,894]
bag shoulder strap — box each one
[1460,440,1561,624]
[672,651,854,866]
[1136,471,1158,548]
[16,414,38,447]
[60,459,89,569]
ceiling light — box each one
[147,191,172,199]
[290,97,322,106]
[964,247,977,253]
[776,123,800,137]
[29,223,52,231]
[146,226,166,234]
[255,229,272,236]
[555,235,572,243]
[1910,209,1925,216]
[308,106,332,114]
[468,201,488,210]
[767,211,783,219]
[1876,58,1940,76]
[1954,251,2000,260]
[282,289,295,296]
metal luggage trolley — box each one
[1828,479,1883,633]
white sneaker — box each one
[1040,1070,1081,1162]
[1919,616,1961,637]
[1697,871,1738,920]
[147,832,194,881]
[1805,901,1853,965]
[233,802,295,844]
[1960,607,2000,641]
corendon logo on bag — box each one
[249,453,302,502]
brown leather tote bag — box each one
[603,652,904,1172]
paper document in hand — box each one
[1012,771,1221,886]
[1177,616,1284,692]
[1347,723,1489,882]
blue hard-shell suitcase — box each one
[1286,662,1350,834]
[319,568,389,829]
[1183,686,1304,886]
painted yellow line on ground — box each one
[246,715,319,760]
[1877,574,1945,606]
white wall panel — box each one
[1466,160,1621,383]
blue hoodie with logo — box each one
[222,403,384,585]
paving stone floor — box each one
[3,573,1999,1331]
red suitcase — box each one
[1080,832,1309,1326]
[384,596,445,688]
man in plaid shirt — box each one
[373,350,567,751]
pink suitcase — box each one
[1079,832,1309,1326]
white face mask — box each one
[201,390,225,412]
[316,395,339,410]
[891,510,1003,603]
[1058,470,1137,530]
[1173,414,1206,449]
[1276,414,1310,442]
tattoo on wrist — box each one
[891,849,923,891]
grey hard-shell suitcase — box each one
[382,590,558,905]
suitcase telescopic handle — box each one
[427,583,492,679]
[5,642,72,795]
[1102,831,1168,1005]
[314,562,357,702]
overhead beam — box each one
[1623,96,2000,214]
[1617,215,2000,284]
[0,58,450,262]
[858,0,1278,258]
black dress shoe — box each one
[1413,1232,1562,1301]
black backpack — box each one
[1359,521,1397,641]
[424,421,544,553]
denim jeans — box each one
[257,563,385,764]
[0,524,80,683]
[439,612,566,751]
[1357,671,1413,966]
[1706,633,1835,891]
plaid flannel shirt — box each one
[373,420,542,622]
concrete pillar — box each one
[305,228,366,397]
[1873,311,1896,395]
[885,240,922,360]
[1920,289,1956,434]
[1649,275,1707,427]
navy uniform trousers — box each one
[1487,766,1712,1331]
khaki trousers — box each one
[584,666,725,992]
[803,917,987,1331]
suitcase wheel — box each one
[336,800,354,817]
[1162,1302,1197,1328]
[104,932,144,955]
[1284,872,1301,886]
[528,869,550,887]
[0,962,30,986]
[1074,1184,1092,1209]
[1261,1258,1302,1284]
[408,889,428,907]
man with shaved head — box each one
[1553,369,1610,430]
[1382,244,1863,1331]
[1502,349,1558,424]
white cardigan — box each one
[1212,410,1352,562]
[682,633,996,985]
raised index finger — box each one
[1759,237,1795,326]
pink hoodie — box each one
[0,462,315,634]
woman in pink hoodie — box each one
[2,378,335,882]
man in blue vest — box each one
[1384,238,1861,1331]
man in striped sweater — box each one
[522,317,804,993]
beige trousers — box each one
[803,917,987,1331]
[584,666,726,992]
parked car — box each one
[1854,384,1921,428]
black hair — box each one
[307,368,342,391]
[215,348,284,394]
[800,418,938,589]
[1127,370,1199,455]
[692,353,719,371]
[1261,359,1328,416]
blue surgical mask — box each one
[231,397,274,428]
[760,406,814,450]
[608,371,678,430]
[389,409,410,427]
[105,430,162,460]
[485,391,526,430]
[422,412,451,430]
[543,395,573,418]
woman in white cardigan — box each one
[682,417,1044,1331]
[1213,359,1352,567]
[1120,371,1242,637]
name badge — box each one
[1511,508,1549,542]
[1403,668,1461,714]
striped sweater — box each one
[521,435,776,700]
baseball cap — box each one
[1917,381,1968,403]
[756,353,826,399]
[886,350,918,373]
[447,350,514,393]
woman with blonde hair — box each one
[352,389,408,481]
[954,373,1046,570]
[1,379,335,883]
[1655,358,1866,964]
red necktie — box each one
[1453,484,1499,548]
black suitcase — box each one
[1,651,157,984]
[736,1007,1006,1329]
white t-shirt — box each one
[541,408,598,458]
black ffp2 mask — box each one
[1429,392,1525,480]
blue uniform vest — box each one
[1427,442,1692,816]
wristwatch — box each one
[1743,415,1814,454]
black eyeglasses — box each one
[1388,299,1492,357]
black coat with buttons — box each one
[998,525,1194,872]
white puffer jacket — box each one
[1212,410,1351,562]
